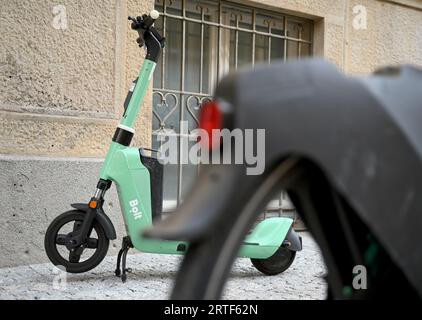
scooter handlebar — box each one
[129,10,160,30]
[128,10,164,61]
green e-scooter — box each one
[44,10,302,282]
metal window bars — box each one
[152,0,312,225]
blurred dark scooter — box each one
[145,59,422,299]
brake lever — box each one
[128,16,143,29]
[128,16,144,47]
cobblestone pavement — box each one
[0,232,326,300]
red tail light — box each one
[199,100,222,150]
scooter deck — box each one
[135,217,293,260]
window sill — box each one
[378,0,422,11]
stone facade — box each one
[0,0,421,267]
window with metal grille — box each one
[152,0,313,220]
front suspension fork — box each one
[70,180,111,246]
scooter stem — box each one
[99,12,164,181]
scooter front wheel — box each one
[44,210,109,273]
[251,246,296,275]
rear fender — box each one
[239,217,294,258]
[284,226,303,251]
[244,217,293,248]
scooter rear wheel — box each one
[44,210,109,273]
[251,246,296,275]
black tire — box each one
[251,246,296,275]
[171,159,302,299]
[44,210,109,273]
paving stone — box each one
[0,232,326,300]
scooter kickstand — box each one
[115,236,133,282]
[121,248,132,283]
[114,248,124,277]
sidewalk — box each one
[0,232,326,300]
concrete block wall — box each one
[0,154,125,267]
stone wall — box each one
[0,0,153,157]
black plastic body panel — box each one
[140,151,164,222]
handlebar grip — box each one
[143,10,159,29]
[150,10,159,20]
